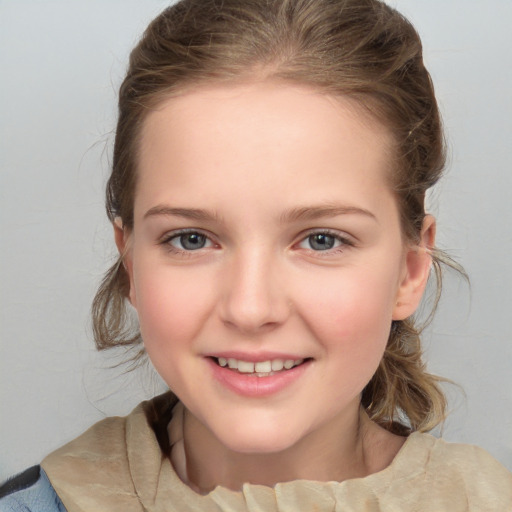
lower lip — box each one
[207,358,310,397]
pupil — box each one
[181,233,206,250]
[310,233,335,250]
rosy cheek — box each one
[135,266,210,345]
[298,275,392,361]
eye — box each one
[305,233,337,251]
[298,231,351,252]
[164,230,214,251]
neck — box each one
[175,402,387,493]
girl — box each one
[1,0,511,510]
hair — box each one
[92,0,454,434]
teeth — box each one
[271,359,284,371]
[238,361,255,373]
[255,361,272,373]
[217,357,304,374]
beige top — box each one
[42,393,512,512]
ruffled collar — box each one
[43,393,438,512]
[129,395,434,511]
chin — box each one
[213,420,305,456]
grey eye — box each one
[308,233,336,250]
[175,233,208,250]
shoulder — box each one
[43,414,129,467]
[396,433,512,510]
[41,392,176,476]
[0,466,66,512]
[39,393,177,512]
[429,435,512,499]
[40,410,137,511]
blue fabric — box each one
[0,467,66,512]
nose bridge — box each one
[220,243,288,332]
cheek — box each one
[132,263,215,357]
[302,271,396,334]
[132,269,211,392]
[296,266,398,371]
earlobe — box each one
[392,215,436,320]
[113,218,137,308]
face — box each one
[118,82,432,454]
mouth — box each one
[210,356,310,377]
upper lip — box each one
[204,351,308,362]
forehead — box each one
[140,81,393,155]
[135,82,396,218]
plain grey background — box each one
[1,1,511,480]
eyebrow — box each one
[279,204,377,223]
[143,206,221,222]
[144,203,376,224]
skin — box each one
[116,81,435,492]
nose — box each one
[219,247,291,334]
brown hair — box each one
[93,0,453,433]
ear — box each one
[392,215,436,320]
[113,218,137,308]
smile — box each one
[208,356,311,397]
[215,357,305,376]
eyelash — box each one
[297,229,354,255]
[159,229,354,256]
[159,229,216,255]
